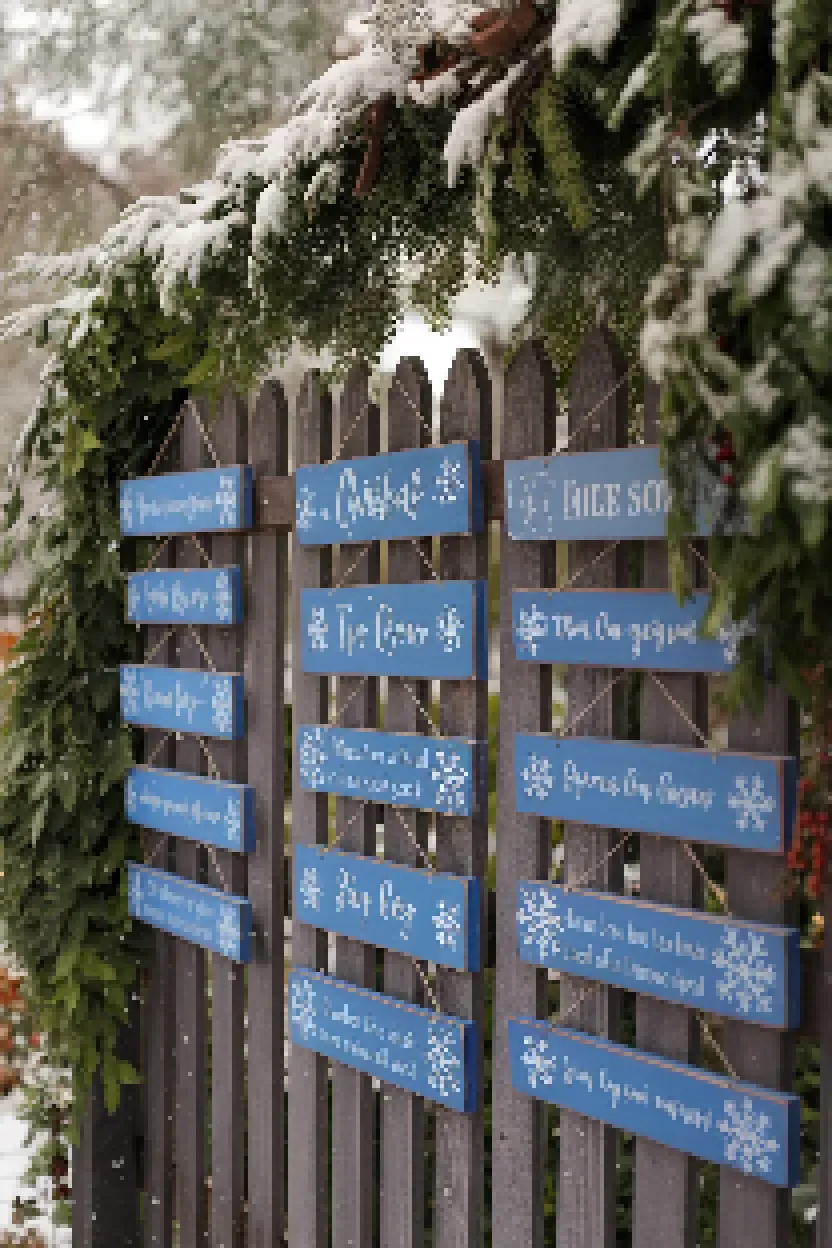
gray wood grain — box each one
[719,687,798,1248]
[331,365,380,1248]
[380,357,432,1248]
[246,380,289,1248]
[557,327,628,1248]
[435,349,491,1248]
[492,342,556,1248]
[633,381,703,1248]
[288,372,332,1248]
[821,848,831,1248]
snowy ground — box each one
[0,1089,70,1245]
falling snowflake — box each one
[308,607,329,651]
[296,484,317,531]
[129,870,144,914]
[128,581,141,617]
[216,475,239,527]
[727,774,776,833]
[299,865,323,912]
[432,748,469,813]
[217,904,241,959]
[434,456,465,505]
[120,667,141,717]
[520,1035,558,1090]
[215,570,233,623]
[515,604,549,656]
[120,490,134,532]
[212,678,235,736]
[426,1023,462,1100]
[290,978,318,1042]
[432,900,462,951]
[224,798,242,848]
[437,605,465,652]
[712,928,777,1017]
[522,753,554,803]
[298,727,328,788]
[126,774,138,816]
[516,885,563,963]
[717,1097,780,1177]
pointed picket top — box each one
[441,348,492,454]
[505,340,557,459]
[569,324,629,453]
[389,355,432,451]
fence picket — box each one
[822,854,831,1248]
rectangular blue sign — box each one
[127,862,252,962]
[126,766,255,853]
[289,969,477,1112]
[513,590,751,672]
[515,735,797,854]
[120,466,253,536]
[516,883,800,1028]
[120,666,244,739]
[509,1021,800,1188]
[296,726,482,816]
[127,567,243,625]
[295,847,480,971]
[301,582,488,679]
[296,441,482,545]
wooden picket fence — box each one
[70,331,831,1248]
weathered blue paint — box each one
[294,846,481,971]
[119,465,253,536]
[127,567,243,625]
[289,969,477,1112]
[300,582,488,679]
[126,766,256,853]
[509,1021,800,1187]
[296,725,483,816]
[119,665,244,739]
[515,734,797,854]
[513,589,751,672]
[296,441,483,544]
[505,447,723,541]
[127,861,252,962]
[516,883,800,1028]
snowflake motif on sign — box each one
[120,491,134,532]
[717,618,753,665]
[727,774,776,833]
[432,900,462,951]
[516,604,549,656]
[217,904,240,959]
[298,728,328,788]
[434,456,465,505]
[522,753,554,803]
[216,475,239,527]
[129,871,144,914]
[516,886,563,962]
[520,1035,558,1090]
[437,605,464,652]
[212,678,234,736]
[290,978,318,1042]
[224,798,241,848]
[717,1097,780,1177]
[120,667,141,717]
[126,774,138,816]
[426,1023,462,1100]
[431,748,469,813]
[712,928,777,1016]
[299,866,323,912]
[215,570,233,623]
[296,484,317,531]
[308,607,328,651]
[128,582,141,617]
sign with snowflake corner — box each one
[295,440,483,545]
[515,734,797,854]
[508,1020,800,1188]
[126,766,256,853]
[294,846,481,971]
[120,665,244,739]
[127,567,243,626]
[127,862,252,962]
[120,466,253,536]
[516,882,800,1029]
[289,969,477,1113]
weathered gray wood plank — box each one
[492,341,556,1248]
[288,372,332,1248]
[331,365,380,1248]
[246,380,289,1248]
[380,357,432,1248]
[435,349,491,1248]
[557,327,628,1248]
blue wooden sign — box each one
[120,666,244,739]
[301,582,488,679]
[127,567,243,626]
[513,590,752,672]
[508,1021,800,1187]
[505,447,724,542]
[294,847,481,971]
[127,862,252,962]
[296,442,483,545]
[289,969,477,1112]
[126,766,255,853]
[516,883,800,1028]
[515,735,797,854]
[119,466,253,536]
[297,726,482,816]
